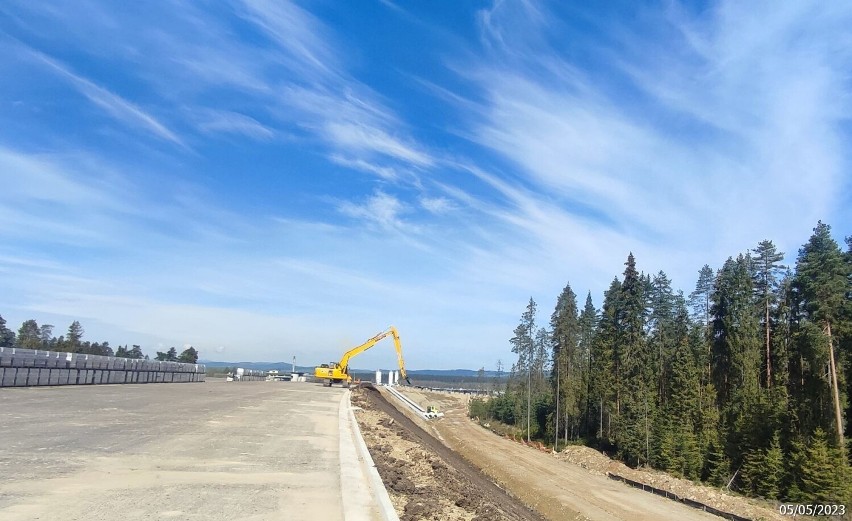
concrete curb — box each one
[340,391,399,521]
[339,390,399,521]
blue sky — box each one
[1,1,850,370]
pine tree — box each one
[16,319,41,349]
[178,346,199,363]
[510,298,537,441]
[38,324,53,348]
[752,240,785,388]
[66,321,84,353]
[0,315,16,347]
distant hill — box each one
[199,360,315,373]
[406,369,502,377]
[199,360,502,377]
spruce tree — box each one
[578,292,598,436]
[739,448,763,493]
[652,412,676,472]
[705,435,731,487]
[756,432,783,499]
[591,279,620,441]
[648,271,676,404]
[712,255,762,472]
[614,253,653,466]
[799,428,843,502]
[793,222,847,448]
[550,283,580,442]
[785,436,808,501]
[674,422,702,480]
[689,264,715,327]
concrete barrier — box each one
[1,367,14,387]
[606,472,750,521]
[0,347,207,388]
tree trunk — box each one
[765,302,771,388]
[826,322,844,449]
[554,361,560,451]
[527,362,531,443]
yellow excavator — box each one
[314,326,410,387]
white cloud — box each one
[325,123,432,166]
[24,47,185,147]
[338,191,408,230]
[194,109,275,141]
[2,1,850,371]
[330,155,398,180]
[237,0,338,80]
[419,196,454,214]
[457,0,852,292]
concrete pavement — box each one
[0,380,387,520]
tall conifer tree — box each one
[793,222,847,448]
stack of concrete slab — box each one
[231,367,266,381]
[0,347,207,388]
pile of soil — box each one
[352,386,545,521]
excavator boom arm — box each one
[337,328,393,373]
[389,327,409,383]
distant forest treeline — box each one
[472,221,851,504]
[0,317,198,363]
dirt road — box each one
[398,388,721,521]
